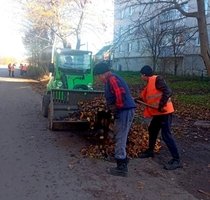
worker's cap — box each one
[140,65,153,76]
[93,61,110,75]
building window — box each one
[205,0,208,15]
[175,34,184,45]
[128,25,131,34]
[119,27,122,36]
[137,41,141,52]
[121,9,125,19]
[119,44,123,52]
[195,36,200,46]
[128,43,132,52]
[128,6,134,16]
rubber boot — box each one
[138,149,154,158]
[164,158,183,170]
[107,158,128,177]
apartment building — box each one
[112,0,209,76]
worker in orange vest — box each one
[137,65,182,170]
[11,63,15,77]
[22,64,28,76]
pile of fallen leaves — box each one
[78,96,109,130]
[79,97,161,159]
[80,122,161,159]
[173,98,210,120]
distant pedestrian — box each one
[8,63,11,77]
[22,64,28,76]
[11,63,15,77]
[19,63,23,76]
[137,65,182,170]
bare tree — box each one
[19,0,113,67]
[169,25,198,75]
[159,10,198,75]
[116,0,210,76]
[22,0,73,48]
[21,0,113,53]
[136,17,169,72]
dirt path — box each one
[0,75,201,200]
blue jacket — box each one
[104,73,136,111]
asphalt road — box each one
[0,65,199,200]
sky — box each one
[0,0,114,58]
[0,0,25,58]
[80,0,114,54]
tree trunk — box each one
[76,37,81,50]
[174,57,178,75]
[152,56,157,72]
[197,0,210,76]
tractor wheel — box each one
[42,94,50,117]
[48,102,54,131]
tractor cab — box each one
[47,48,94,91]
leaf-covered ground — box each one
[29,76,210,200]
[130,82,210,199]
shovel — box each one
[135,100,158,109]
[136,100,167,112]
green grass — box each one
[169,80,210,92]
[114,71,142,85]
[176,94,210,109]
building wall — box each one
[113,0,209,76]
[112,56,153,71]
[182,54,207,76]
[158,55,206,76]
[112,54,207,76]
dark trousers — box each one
[148,114,180,160]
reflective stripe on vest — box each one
[141,75,174,117]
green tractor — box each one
[46,48,94,91]
[41,48,105,131]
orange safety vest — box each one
[140,75,174,118]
